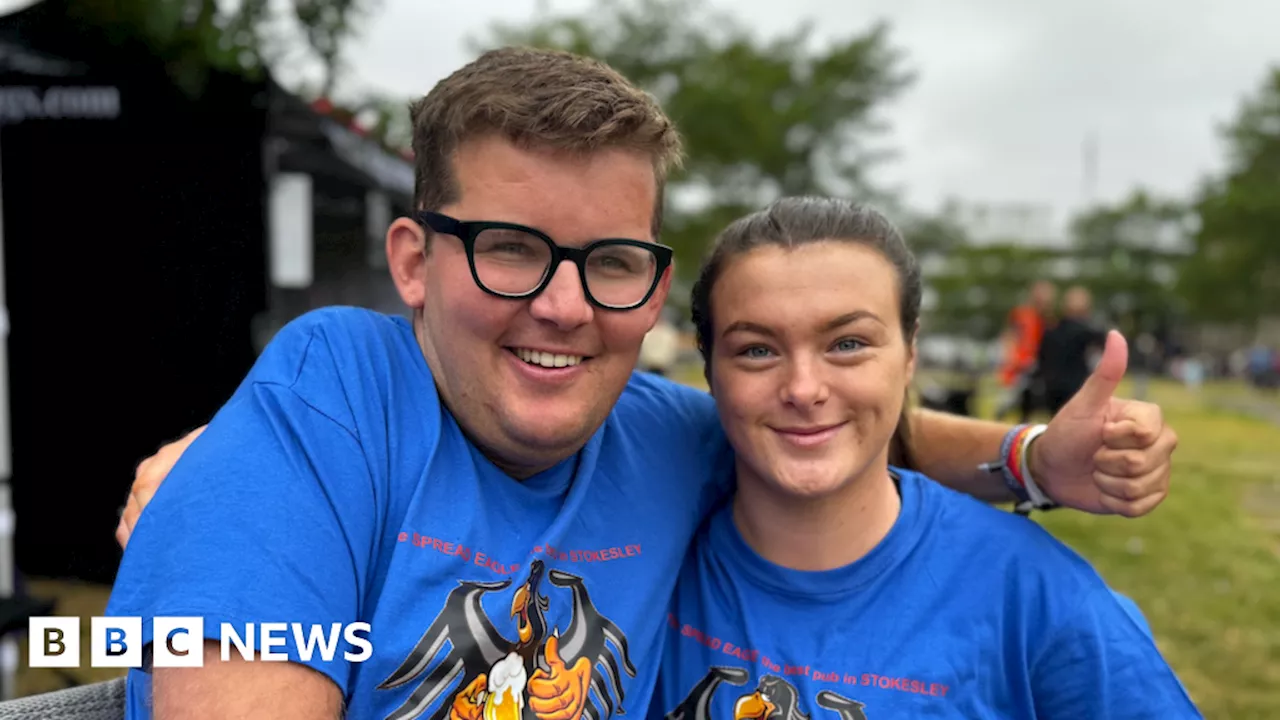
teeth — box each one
[514,348,584,368]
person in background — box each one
[1037,285,1108,415]
[995,280,1055,422]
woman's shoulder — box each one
[898,468,1110,594]
[894,470,1200,715]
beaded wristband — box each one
[982,423,1056,515]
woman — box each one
[651,197,1200,719]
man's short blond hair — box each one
[409,47,684,237]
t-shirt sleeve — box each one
[654,377,734,512]
[616,373,731,513]
[105,326,379,696]
[1032,587,1203,719]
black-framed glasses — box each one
[415,211,673,310]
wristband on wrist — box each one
[1017,424,1055,510]
[979,423,1057,515]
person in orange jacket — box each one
[995,280,1055,422]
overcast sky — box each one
[314,0,1280,228]
[9,0,1279,231]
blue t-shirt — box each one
[106,307,733,719]
[654,470,1202,720]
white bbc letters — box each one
[26,617,373,668]
[90,616,142,668]
[27,617,80,668]
[152,617,205,668]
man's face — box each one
[1031,281,1056,312]
[393,135,670,478]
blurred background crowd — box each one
[0,0,1275,716]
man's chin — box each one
[503,407,601,454]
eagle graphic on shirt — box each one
[378,559,637,720]
[665,668,868,720]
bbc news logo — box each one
[28,617,373,668]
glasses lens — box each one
[472,228,553,295]
[584,243,659,308]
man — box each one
[995,280,1055,422]
[108,48,1177,720]
[1038,286,1109,415]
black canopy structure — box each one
[0,0,413,598]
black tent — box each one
[0,0,412,586]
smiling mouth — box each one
[771,423,846,448]
[774,423,845,435]
[509,347,590,368]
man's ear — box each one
[387,217,427,309]
[642,265,675,331]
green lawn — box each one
[679,365,1280,718]
[1034,379,1280,718]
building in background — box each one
[0,0,412,585]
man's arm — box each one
[907,330,1177,518]
[154,642,343,720]
[905,408,1018,503]
[108,320,380,716]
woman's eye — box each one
[742,346,773,359]
[833,338,864,353]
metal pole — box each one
[0,127,18,701]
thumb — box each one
[544,633,565,669]
[1062,330,1127,416]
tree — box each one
[919,243,1062,341]
[1068,189,1194,337]
[1180,66,1280,328]
[65,0,378,101]
[293,0,381,98]
[476,0,913,285]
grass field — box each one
[14,374,1280,717]
[1033,379,1280,718]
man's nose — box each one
[528,260,594,330]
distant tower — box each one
[1082,131,1099,207]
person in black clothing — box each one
[1037,286,1109,415]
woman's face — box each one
[708,241,916,501]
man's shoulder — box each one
[608,372,731,518]
[615,371,718,432]
[252,306,414,375]
[268,306,410,352]
[239,306,428,433]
